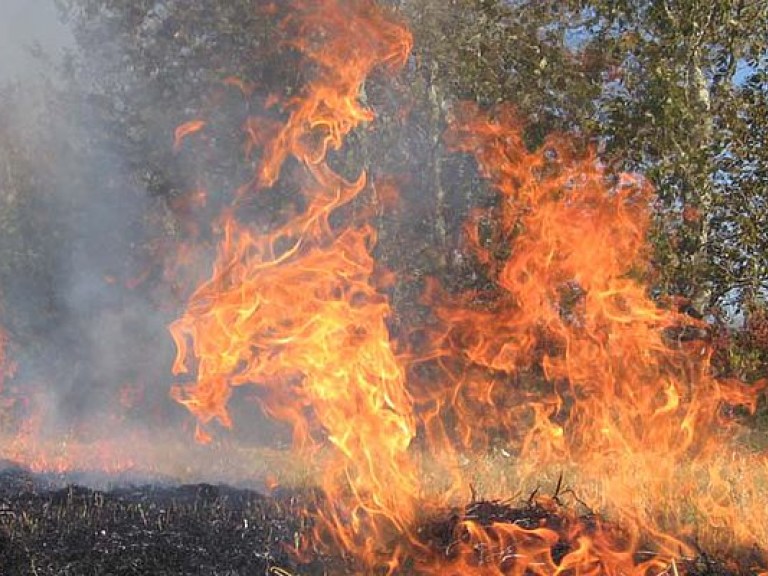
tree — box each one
[26,0,768,378]
[562,1,768,315]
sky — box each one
[0,0,73,83]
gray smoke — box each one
[0,2,294,486]
[0,1,188,463]
[0,1,72,83]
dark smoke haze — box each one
[1,3,163,425]
[0,1,269,483]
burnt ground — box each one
[0,462,763,576]
[0,463,345,576]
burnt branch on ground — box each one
[412,497,763,576]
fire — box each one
[0,385,142,475]
[411,103,768,573]
[170,0,420,566]
[169,0,768,574]
[422,101,764,467]
[173,120,207,152]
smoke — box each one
[0,0,516,481]
[0,2,193,472]
[0,1,72,83]
[0,2,306,484]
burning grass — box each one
[411,497,761,576]
[0,462,761,576]
[0,430,315,490]
[145,0,768,572]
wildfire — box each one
[170,0,420,565]
[411,103,768,573]
[173,120,207,152]
[168,0,768,574]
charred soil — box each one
[0,464,344,575]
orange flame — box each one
[169,1,768,574]
[222,76,255,97]
[411,103,768,572]
[170,0,419,568]
[421,102,764,459]
[173,119,206,152]
[1,388,142,475]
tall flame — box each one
[170,1,768,573]
[422,102,763,464]
[412,103,768,572]
[169,0,419,566]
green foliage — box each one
[3,0,766,375]
[562,0,768,313]
[0,91,61,340]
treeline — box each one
[1,0,767,385]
